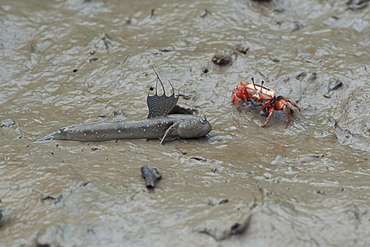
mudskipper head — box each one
[176,114,212,138]
[197,114,212,137]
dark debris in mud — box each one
[88,57,98,63]
[296,71,307,81]
[201,67,210,75]
[316,189,325,195]
[190,156,207,162]
[41,195,64,204]
[141,166,162,188]
[212,54,231,66]
[235,44,249,54]
[91,146,102,152]
[291,21,304,32]
[1,119,16,128]
[324,80,343,98]
[199,9,211,18]
[208,198,229,206]
[212,51,235,66]
[159,46,174,52]
[347,0,370,10]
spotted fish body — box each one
[36,69,212,143]
[38,114,211,142]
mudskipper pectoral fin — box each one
[147,69,179,118]
[160,122,179,146]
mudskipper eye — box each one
[200,115,207,124]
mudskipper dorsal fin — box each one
[147,68,179,118]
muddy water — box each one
[1,0,370,246]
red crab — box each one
[231,78,300,127]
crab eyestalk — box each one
[260,81,264,93]
[252,77,257,90]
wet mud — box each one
[1,0,370,246]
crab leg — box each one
[261,106,274,127]
[275,97,295,123]
[283,104,291,123]
[232,85,250,107]
[231,93,241,107]
[277,96,301,111]
[260,100,272,111]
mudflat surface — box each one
[1,0,370,246]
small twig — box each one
[141,166,162,188]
